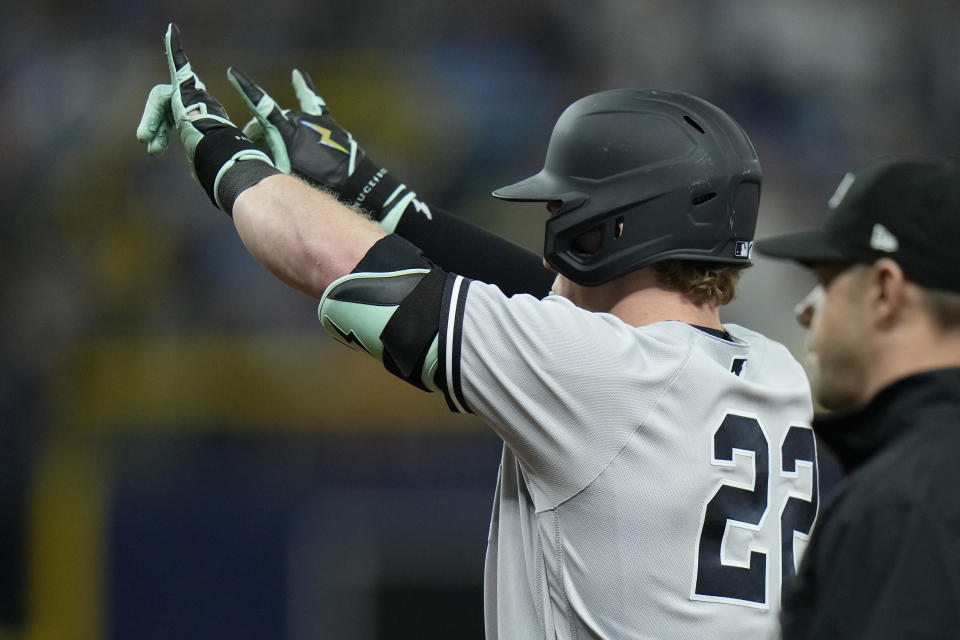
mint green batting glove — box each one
[138,83,176,157]
[136,23,278,214]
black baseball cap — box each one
[754,155,960,292]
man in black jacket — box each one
[755,155,960,639]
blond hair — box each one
[652,260,749,307]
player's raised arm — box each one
[231,173,385,297]
[229,66,554,297]
[136,23,384,298]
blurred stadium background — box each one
[1,1,957,638]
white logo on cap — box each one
[870,223,899,253]
[829,172,856,209]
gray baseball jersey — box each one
[434,278,817,640]
[319,237,818,640]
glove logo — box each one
[412,198,432,220]
[301,121,348,154]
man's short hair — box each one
[653,260,749,307]
[920,286,960,329]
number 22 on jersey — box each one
[691,411,819,608]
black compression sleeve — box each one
[394,206,554,298]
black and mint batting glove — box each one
[228,67,427,232]
[136,23,278,215]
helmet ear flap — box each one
[731,180,761,239]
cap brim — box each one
[753,229,851,264]
[492,170,564,202]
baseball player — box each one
[138,24,818,639]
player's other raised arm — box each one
[136,23,383,298]
[229,67,554,298]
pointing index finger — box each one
[228,67,292,131]
[228,66,266,106]
[164,23,189,78]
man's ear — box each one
[869,258,908,328]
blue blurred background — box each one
[1,1,957,638]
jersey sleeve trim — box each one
[438,274,473,414]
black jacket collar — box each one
[813,367,960,473]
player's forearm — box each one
[224,68,553,297]
[232,173,386,299]
[393,206,554,297]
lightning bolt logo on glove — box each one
[300,121,349,154]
